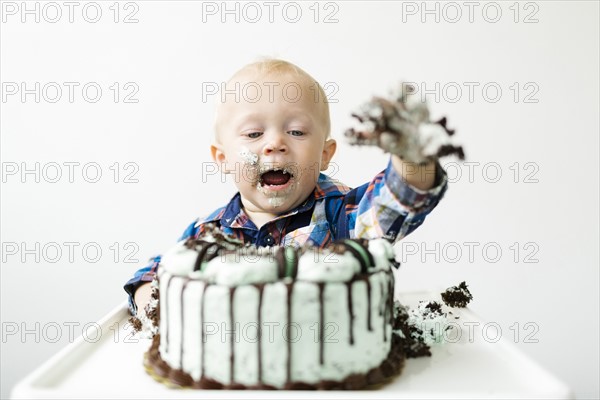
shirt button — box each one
[263,235,275,246]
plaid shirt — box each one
[124,158,448,313]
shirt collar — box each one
[313,172,351,200]
[205,173,350,229]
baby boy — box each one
[125,59,461,315]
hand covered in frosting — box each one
[344,83,465,165]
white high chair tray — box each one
[11,291,572,399]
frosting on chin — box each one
[268,196,284,207]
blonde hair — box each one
[217,58,331,139]
[238,58,304,76]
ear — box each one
[320,139,337,171]
[210,143,229,172]
[210,143,225,162]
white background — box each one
[1,1,598,398]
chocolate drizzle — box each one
[285,282,294,383]
[275,246,299,279]
[184,237,228,272]
[378,280,385,317]
[346,281,355,345]
[275,247,286,278]
[318,282,325,365]
[199,242,223,271]
[229,287,237,383]
[364,276,372,331]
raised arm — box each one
[340,82,464,242]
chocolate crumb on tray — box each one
[392,302,432,358]
[441,281,473,308]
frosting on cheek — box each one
[239,146,260,185]
[239,146,258,166]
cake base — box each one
[144,334,405,390]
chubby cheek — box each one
[302,156,325,179]
[293,163,319,191]
[237,168,261,189]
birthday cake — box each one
[132,226,474,390]
[137,226,405,389]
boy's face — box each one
[211,71,336,217]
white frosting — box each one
[408,301,452,346]
[155,237,397,388]
[135,297,158,339]
[239,146,258,166]
[351,83,462,165]
[368,239,395,271]
[160,238,395,284]
[159,270,394,388]
[418,123,455,159]
[267,196,284,207]
[296,249,360,282]
[160,242,200,276]
[203,249,279,286]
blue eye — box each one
[288,130,304,137]
[247,132,262,139]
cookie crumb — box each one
[441,281,473,308]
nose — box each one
[262,133,288,155]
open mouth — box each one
[259,167,294,188]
